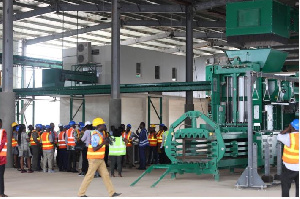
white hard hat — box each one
[85,121,92,126]
[58,123,63,127]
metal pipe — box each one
[111,0,120,99]
[264,143,270,176]
[2,0,14,92]
[276,142,282,176]
[233,74,238,124]
[226,76,230,123]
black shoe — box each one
[80,195,87,197]
[111,193,121,197]
[67,170,72,172]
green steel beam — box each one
[14,81,211,97]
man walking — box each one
[78,117,121,197]
[122,124,134,168]
[136,122,149,170]
[277,119,299,197]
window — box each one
[155,66,160,79]
[172,68,177,81]
[136,63,141,77]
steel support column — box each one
[185,4,194,126]
[109,0,121,128]
[1,0,15,168]
[32,67,35,126]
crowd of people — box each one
[10,120,171,177]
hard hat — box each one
[85,121,91,126]
[127,124,132,128]
[63,125,70,129]
[58,123,63,127]
[159,124,165,127]
[150,124,156,128]
[92,117,106,127]
[79,122,85,128]
[45,125,51,129]
[11,122,18,128]
[69,121,76,126]
[291,119,299,131]
[16,125,20,132]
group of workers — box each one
[0,117,297,197]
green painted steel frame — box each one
[147,96,163,129]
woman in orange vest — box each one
[0,119,8,197]
[147,125,158,165]
[277,119,299,197]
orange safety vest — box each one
[148,132,158,147]
[53,131,58,144]
[87,131,105,159]
[30,131,40,146]
[157,130,164,144]
[122,131,132,147]
[12,134,18,147]
[41,132,54,151]
[0,129,7,157]
[66,128,76,146]
[58,131,67,149]
[282,132,299,164]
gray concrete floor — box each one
[4,167,295,197]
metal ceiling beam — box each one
[25,20,225,45]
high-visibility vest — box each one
[148,133,158,147]
[12,133,18,147]
[0,129,7,157]
[163,131,170,147]
[109,136,126,156]
[41,132,54,151]
[66,128,76,146]
[282,132,299,164]
[53,131,58,144]
[30,131,40,146]
[87,131,105,159]
[58,131,67,149]
[122,131,132,147]
[157,130,164,144]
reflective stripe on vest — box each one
[157,130,164,144]
[41,132,54,150]
[67,128,76,146]
[87,131,105,159]
[282,132,299,164]
[58,131,67,149]
[122,131,132,147]
[109,136,126,156]
[30,131,40,146]
[0,129,7,157]
[12,137,18,147]
[148,133,158,147]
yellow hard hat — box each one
[11,122,18,128]
[92,117,106,127]
[150,124,156,128]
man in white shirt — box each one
[277,119,299,197]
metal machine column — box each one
[32,67,35,126]
[109,0,122,128]
[0,0,16,168]
[236,71,265,188]
[184,4,194,126]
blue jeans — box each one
[139,146,146,169]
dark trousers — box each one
[110,156,122,175]
[38,148,43,170]
[148,146,158,164]
[58,148,68,171]
[0,164,5,195]
[139,146,146,169]
[31,145,40,171]
[67,150,77,171]
[124,146,133,168]
[104,145,109,166]
[281,164,299,197]
[81,147,88,173]
[56,148,60,168]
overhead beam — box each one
[26,20,225,45]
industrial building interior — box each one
[0,0,299,197]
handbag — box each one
[75,142,86,151]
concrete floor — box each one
[4,167,295,197]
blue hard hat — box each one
[45,125,51,129]
[16,125,20,132]
[63,125,69,129]
[69,121,76,126]
[79,122,85,128]
[127,124,132,128]
[159,124,165,127]
[35,124,42,128]
[291,119,299,131]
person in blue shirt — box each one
[135,122,149,170]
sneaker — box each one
[43,170,48,173]
[21,169,27,173]
[48,170,55,173]
[80,195,87,197]
[27,169,34,173]
[111,193,121,197]
[78,172,84,176]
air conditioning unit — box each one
[77,42,92,64]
